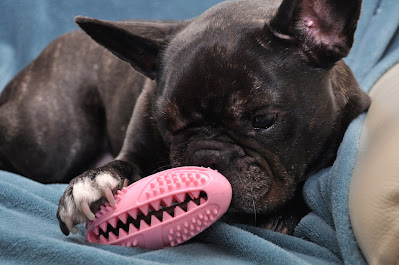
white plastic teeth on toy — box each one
[85,166,232,249]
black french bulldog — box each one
[0,0,369,236]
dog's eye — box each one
[252,114,277,129]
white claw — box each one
[123,179,129,187]
[103,186,116,207]
[80,200,95,221]
[65,217,78,234]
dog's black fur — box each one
[0,0,369,235]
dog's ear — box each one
[269,0,362,67]
[75,16,184,79]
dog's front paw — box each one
[57,167,129,235]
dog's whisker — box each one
[150,159,170,167]
[253,199,257,227]
[151,164,172,174]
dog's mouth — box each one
[97,191,208,240]
[221,158,295,215]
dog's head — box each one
[76,0,370,214]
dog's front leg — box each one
[57,83,169,235]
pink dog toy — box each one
[85,166,232,249]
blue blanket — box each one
[1,0,399,264]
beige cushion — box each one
[349,63,399,265]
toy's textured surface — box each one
[85,167,232,249]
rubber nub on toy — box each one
[85,166,232,249]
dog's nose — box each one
[191,149,231,172]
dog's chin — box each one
[224,166,295,215]
[222,161,271,213]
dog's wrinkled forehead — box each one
[157,36,267,132]
[157,47,255,133]
[155,3,280,132]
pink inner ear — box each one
[299,0,344,48]
[301,15,329,45]
[303,16,317,31]
[300,14,341,48]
